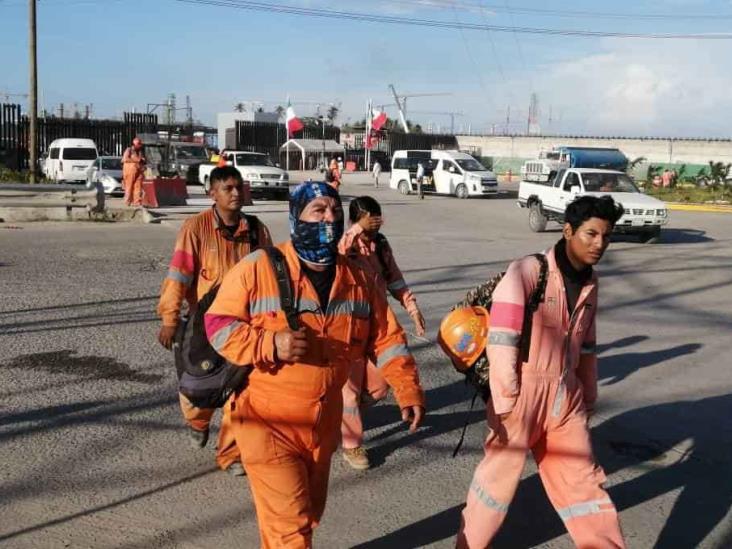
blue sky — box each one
[2,0,732,137]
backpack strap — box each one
[243,214,260,249]
[519,253,549,362]
[263,247,299,331]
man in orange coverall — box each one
[157,166,272,475]
[458,196,626,548]
[121,137,146,206]
[205,181,425,548]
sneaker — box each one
[343,447,370,470]
[225,462,246,477]
[188,427,209,449]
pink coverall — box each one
[458,248,625,548]
[338,224,420,449]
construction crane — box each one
[387,85,452,133]
[405,110,465,134]
[0,91,29,102]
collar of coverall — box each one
[280,240,357,287]
[545,244,598,286]
[211,205,248,242]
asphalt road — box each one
[1,175,731,548]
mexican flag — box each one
[370,109,388,131]
[286,102,304,137]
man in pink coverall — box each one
[458,195,626,549]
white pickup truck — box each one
[518,168,669,242]
[199,150,289,200]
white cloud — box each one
[534,41,732,137]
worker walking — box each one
[204,182,425,548]
[122,137,146,207]
[457,196,626,549]
[372,160,382,188]
[416,161,425,200]
[329,157,342,191]
[157,166,272,475]
[338,196,426,469]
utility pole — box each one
[29,0,38,183]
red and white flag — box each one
[370,109,388,131]
[286,101,304,137]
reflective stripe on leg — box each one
[557,498,615,521]
[470,478,510,514]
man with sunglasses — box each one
[157,166,272,475]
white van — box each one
[390,150,498,198]
[44,138,98,183]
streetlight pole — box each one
[29,0,38,183]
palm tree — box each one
[275,105,285,121]
[326,105,339,125]
[233,103,245,113]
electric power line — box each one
[171,0,732,39]
[372,0,732,22]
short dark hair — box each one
[349,195,382,223]
[565,195,624,232]
[209,166,243,189]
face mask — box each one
[291,219,344,265]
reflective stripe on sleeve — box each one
[210,320,243,352]
[167,269,192,286]
[387,279,408,292]
[376,343,411,368]
[489,331,521,347]
[470,478,510,513]
[557,499,615,522]
[250,296,280,316]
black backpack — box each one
[173,223,298,409]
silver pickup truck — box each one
[518,168,669,243]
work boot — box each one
[343,447,370,470]
[187,427,209,449]
[225,462,246,477]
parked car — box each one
[44,138,98,183]
[199,151,289,199]
[518,168,668,242]
[86,156,123,195]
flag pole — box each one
[366,99,372,173]
[285,96,290,174]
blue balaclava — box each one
[289,182,344,265]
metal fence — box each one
[0,103,158,170]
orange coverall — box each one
[158,206,272,470]
[122,146,146,206]
[458,247,624,548]
[337,223,421,449]
[205,241,425,548]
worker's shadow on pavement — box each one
[364,380,485,468]
[599,342,702,386]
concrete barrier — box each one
[142,177,188,208]
[0,182,107,223]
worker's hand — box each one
[274,327,308,362]
[158,325,177,350]
[358,214,382,233]
[410,309,426,337]
[401,405,424,433]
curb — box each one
[666,202,732,213]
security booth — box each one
[280,139,345,172]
